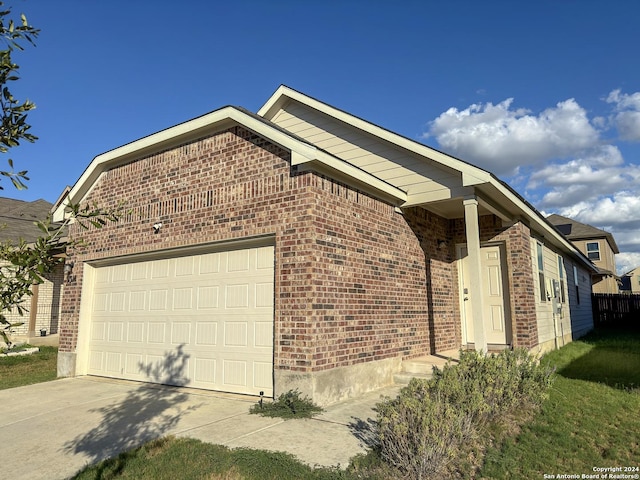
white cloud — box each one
[614,252,640,275]
[556,193,640,274]
[559,192,640,229]
[427,91,640,275]
[427,98,600,176]
[530,146,640,208]
[606,89,640,141]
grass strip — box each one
[479,328,640,478]
[0,346,58,390]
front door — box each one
[458,244,511,346]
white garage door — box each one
[86,245,274,396]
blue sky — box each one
[6,0,640,272]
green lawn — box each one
[71,437,364,480]
[0,345,58,389]
[479,327,640,478]
[3,330,639,479]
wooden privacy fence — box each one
[592,293,640,326]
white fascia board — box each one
[259,86,493,186]
[257,85,288,118]
[490,180,597,272]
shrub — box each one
[430,349,555,425]
[375,348,555,479]
[376,382,472,479]
[249,389,323,419]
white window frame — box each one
[586,241,600,261]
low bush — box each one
[249,389,324,419]
[375,348,555,479]
[431,349,555,425]
[376,385,473,480]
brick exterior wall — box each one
[403,207,459,353]
[59,126,440,374]
[4,263,63,337]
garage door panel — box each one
[105,352,121,373]
[195,322,218,345]
[130,263,148,281]
[226,250,250,272]
[225,284,249,308]
[93,293,108,312]
[173,287,194,309]
[224,321,248,346]
[86,245,274,396]
[130,291,147,310]
[255,322,274,347]
[223,359,247,387]
[256,283,273,307]
[107,322,124,342]
[91,322,106,341]
[194,358,216,384]
[149,290,168,310]
[175,256,195,276]
[197,286,219,309]
[89,350,103,371]
[171,322,191,344]
[254,362,273,389]
[147,322,167,343]
[199,252,220,274]
[151,259,170,278]
[125,353,144,375]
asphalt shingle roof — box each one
[547,213,619,254]
[0,197,53,244]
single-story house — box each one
[0,197,63,341]
[53,86,597,405]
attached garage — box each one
[79,244,274,396]
[55,86,597,405]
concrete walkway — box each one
[0,377,400,480]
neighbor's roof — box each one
[0,198,52,243]
[547,214,620,254]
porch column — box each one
[463,195,487,353]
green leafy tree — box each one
[0,3,119,347]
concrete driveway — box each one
[1,377,399,480]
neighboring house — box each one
[620,267,640,293]
[547,214,620,294]
[0,197,63,339]
[53,86,597,405]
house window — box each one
[586,241,600,261]
[573,265,580,304]
[557,256,566,303]
[537,242,546,302]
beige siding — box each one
[572,238,619,294]
[2,263,63,338]
[271,103,464,199]
[531,240,593,347]
[532,239,557,345]
[628,267,640,293]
